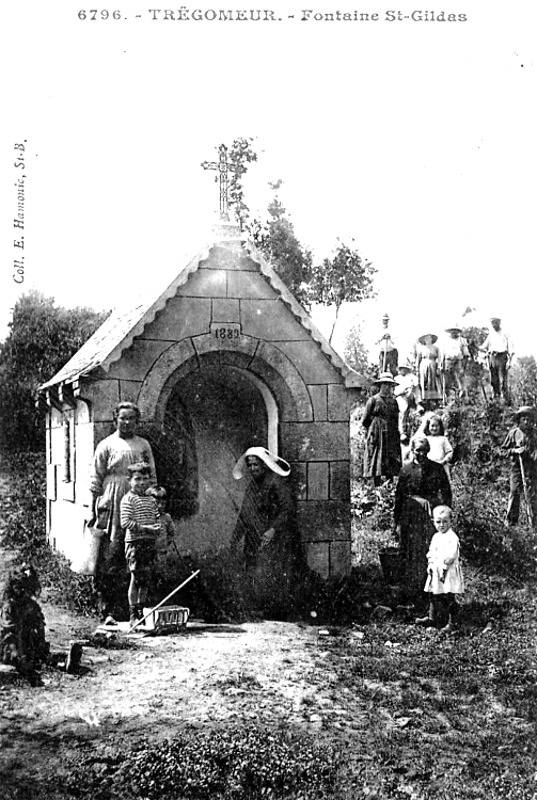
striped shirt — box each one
[120,491,159,542]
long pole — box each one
[518,455,534,530]
[129,569,200,632]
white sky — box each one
[1,0,536,360]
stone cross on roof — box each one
[201,144,239,221]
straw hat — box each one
[374,371,397,385]
[445,323,462,333]
[513,406,536,420]
[233,447,291,479]
[418,333,438,344]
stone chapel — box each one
[38,221,365,579]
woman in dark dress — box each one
[362,372,402,486]
[231,447,299,616]
[393,436,452,597]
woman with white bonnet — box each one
[231,447,299,617]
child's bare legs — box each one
[128,571,149,624]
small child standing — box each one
[120,462,161,627]
[424,414,454,482]
[146,486,175,543]
[146,486,176,589]
[415,505,464,632]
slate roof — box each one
[39,228,365,392]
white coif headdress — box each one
[233,447,291,480]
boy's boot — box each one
[415,601,435,627]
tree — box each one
[227,137,258,231]
[310,241,376,344]
[251,180,314,307]
[222,140,376,329]
[0,291,109,451]
[343,320,370,375]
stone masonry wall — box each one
[66,241,354,578]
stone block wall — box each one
[46,239,357,579]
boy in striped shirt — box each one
[120,462,161,626]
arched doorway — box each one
[160,363,277,553]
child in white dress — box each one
[415,505,464,632]
[424,415,453,482]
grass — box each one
[311,594,537,798]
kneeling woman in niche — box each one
[231,447,300,617]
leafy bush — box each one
[0,291,109,451]
[157,549,252,624]
[446,404,537,579]
[510,355,537,408]
[0,452,97,615]
[157,549,375,626]
[75,724,340,800]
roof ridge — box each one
[39,236,365,392]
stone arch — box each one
[135,335,314,552]
[137,334,314,426]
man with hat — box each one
[481,317,513,401]
[376,313,398,377]
[441,324,470,401]
[501,406,537,529]
[362,372,401,485]
[231,447,300,615]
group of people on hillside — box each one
[363,373,462,631]
[377,313,513,406]
[362,356,537,631]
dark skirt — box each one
[399,496,435,594]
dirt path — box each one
[0,600,353,797]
